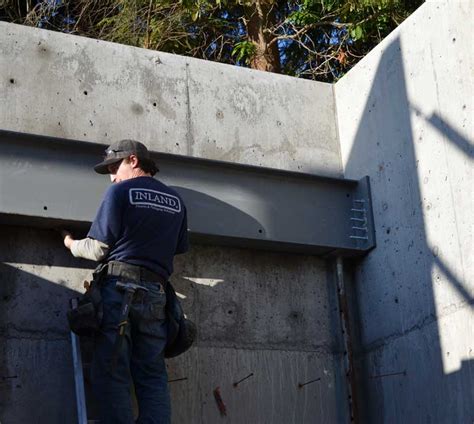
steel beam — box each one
[0,130,375,256]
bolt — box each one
[168,377,188,383]
[369,370,406,379]
[233,373,254,387]
[298,377,321,388]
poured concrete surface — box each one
[335,1,473,422]
[0,21,340,177]
[0,227,346,423]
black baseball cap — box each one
[94,139,159,175]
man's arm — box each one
[62,184,123,261]
[62,230,109,261]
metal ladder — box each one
[71,330,89,424]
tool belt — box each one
[67,263,107,337]
[107,261,197,358]
[164,282,197,358]
[67,261,197,358]
[106,261,197,358]
[106,261,196,358]
[106,261,167,286]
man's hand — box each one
[61,230,75,250]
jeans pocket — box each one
[136,289,167,338]
[100,278,123,330]
[144,283,167,318]
[151,302,166,320]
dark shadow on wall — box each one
[342,35,473,423]
[432,253,474,308]
[413,107,474,159]
[0,263,79,424]
[0,226,96,423]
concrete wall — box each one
[335,1,473,422]
[0,22,346,423]
[0,21,340,176]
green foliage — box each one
[286,10,319,26]
[231,41,257,64]
[350,25,363,40]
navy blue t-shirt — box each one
[88,176,189,279]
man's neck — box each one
[131,169,152,178]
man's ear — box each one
[129,154,140,168]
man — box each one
[62,139,189,424]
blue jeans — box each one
[91,276,170,424]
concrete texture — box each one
[0,226,347,424]
[169,248,347,424]
[335,1,473,422]
[170,347,340,424]
[0,230,92,423]
[0,21,346,424]
[0,21,341,177]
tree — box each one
[0,0,424,82]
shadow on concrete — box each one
[433,253,474,308]
[0,225,98,268]
[0,262,80,424]
[342,35,473,422]
[412,106,474,159]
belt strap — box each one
[107,261,167,285]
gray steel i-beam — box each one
[0,130,375,256]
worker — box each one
[62,139,189,424]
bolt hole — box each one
[9,78,15,84]
[43,206,48,211]
[83,90,88,95]
[258,229,263,234]
[227,310,233,315]
[346,193,350,198]
[153,102,157,107]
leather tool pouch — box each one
[67,264,107,336]
[164,282,197,358]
